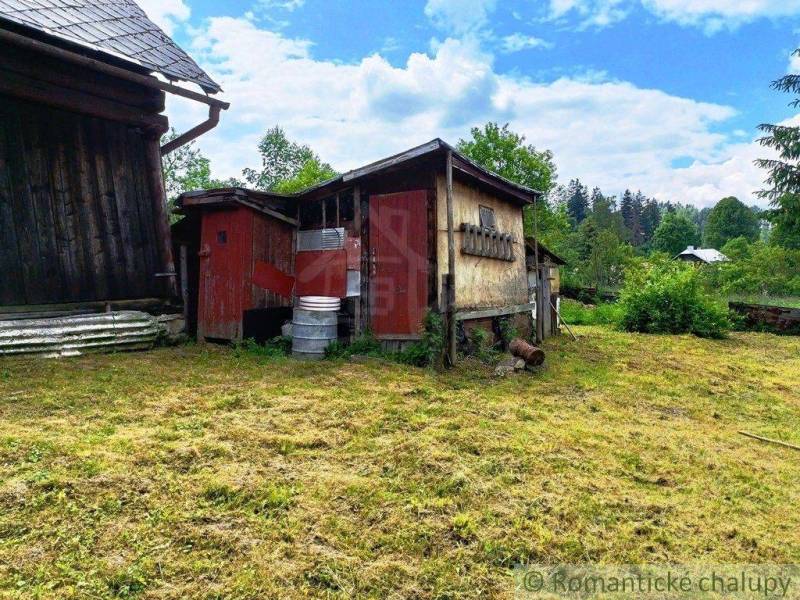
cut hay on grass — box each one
[0,327,798,598]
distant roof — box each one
[0,0,220,93]
[525,238,567,266]
[676,246,728,264]
[300,139,542,205]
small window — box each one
[217,230,227,244]
[479,206,496,230]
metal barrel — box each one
[291,308,338,360]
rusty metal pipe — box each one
[161,105,221,155]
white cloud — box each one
[168,16,777,208]
[258,0,305,11]
[549,0,800,32]
[136,0,190,36]
[501,33,554,53]
[548,0,629,28]
[424,0,497,34]
[790,51,800,73]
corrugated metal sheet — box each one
[0,0,220,92]
[0,311,160,357]
[297,228,345,251]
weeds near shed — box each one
[233,336,291,359]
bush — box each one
[619,263,730,338]
[397,311,445,368]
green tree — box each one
[273,157,338,194]
[756,49,800,203]
[768,193,800,249]
[243,126,337,192]
[720,237,752,262]
[160,129,236,217]
[457,122,556,193]
[639,197,661,246]
[703,197,760,249]
[566,179,589,225]
[651,213,700,256]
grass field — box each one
[0,328,799,598]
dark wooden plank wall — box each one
[0,94,165,306]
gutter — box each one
[161,105,221,155]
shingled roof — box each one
[0,0,220,93]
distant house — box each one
[675,246,728,264]
[0,0,227,321]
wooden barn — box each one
[179,139,543,363]
[0,0,228,335]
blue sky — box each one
[140,0,800,207]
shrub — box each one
[397,311,445,368]
[619,263,730,338]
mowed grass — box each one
[0,328,799,599]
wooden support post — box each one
[179,245,189,324]
[144,138,177,298]
[353,185,362,337]
[532,200,543,344]
[446,151,457,366]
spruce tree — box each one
[566,179,589,225]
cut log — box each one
[509,338,545,367]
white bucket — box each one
[297,296,341,312]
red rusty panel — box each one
[252,260,295,298]
[345,236,361,270]
[369,190,429,336]
[197,208,253,341]
[295,250,347,298]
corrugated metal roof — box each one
[677,246,728,263]
[0,0,221,93]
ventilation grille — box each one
[297,228,346,251]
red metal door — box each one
[197,209,252,340]
[369,191,429,337]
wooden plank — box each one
[45,103,85,301]
[5,102,47,303]
[73,115,110,299]
[143,138,177,298]
[352,186,362,336]
[88,116,127,298]
[454,303,536,322]
[106,119,148,296]
[0,45,165,113]
[26,102,69,301]
[127,127,160,297]
[0,67,168,134]
[445,151,457,365]
[0,97,27,305]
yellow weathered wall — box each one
[436,175,528,310]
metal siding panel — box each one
[295,250,347,298]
